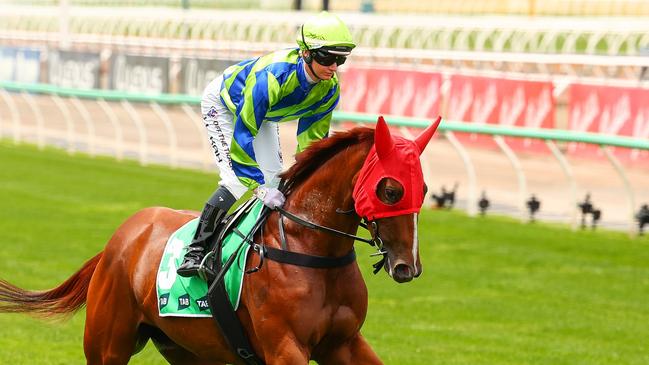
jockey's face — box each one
[304,51,338,80]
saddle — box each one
[198,198,264,282]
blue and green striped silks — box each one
[219,48,340,189]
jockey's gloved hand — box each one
[254,186,285,209]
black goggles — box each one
[312,49,347,66]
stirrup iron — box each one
[198,251,216,282]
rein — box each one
[275,206,388,274]
[275,206,374,245]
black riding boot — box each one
[177,186,237,277]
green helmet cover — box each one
[296,11,356,52]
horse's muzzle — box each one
[392,262,414,283]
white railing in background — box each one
[3,36,649,80]
[2,5,649,55]
[1,82,648,234]
[3,7,649,81]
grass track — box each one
[1,140,648,364]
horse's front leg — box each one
[316,333,383,365]
[260,334,309,365]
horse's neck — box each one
[282,142,370,257]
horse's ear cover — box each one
[352,115,442,220]
[415,116,441,154]
[374,116,394,160]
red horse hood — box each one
[353,116,441,220]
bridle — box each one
[274,206,388,274]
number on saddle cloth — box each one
[155,198,265,318]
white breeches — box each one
[201,75,283,199]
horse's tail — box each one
[0,252,103,318]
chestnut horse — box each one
[0,116,440,364]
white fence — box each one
[2,5,649,55]
[1,82,648,234]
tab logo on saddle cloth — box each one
[155,200,265,317]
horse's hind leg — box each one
[141,324,223,365]
[151,336,225,365]
[83,308,141,364]
[83,272,142,364]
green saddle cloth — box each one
[156,200,264,317]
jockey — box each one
[177,11,356,277]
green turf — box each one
[1,140,648,364]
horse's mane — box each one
[279,126,375,195]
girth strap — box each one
[263,246,356,269]
[206,280,265,365]
[205,202,270,365]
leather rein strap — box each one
[276,206,375,245]
[275,206,387,273]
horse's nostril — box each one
[395,263,410,275]
[393,264,413,282]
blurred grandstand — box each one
[1,0,649,16]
